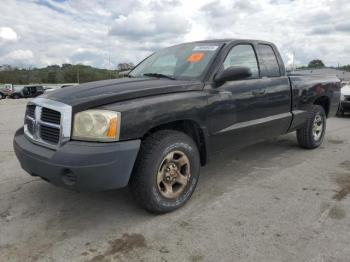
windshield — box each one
[129,43,222,80]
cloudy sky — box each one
[0,0,349,69]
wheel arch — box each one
[313,96,330,117]
[142,120,208,166]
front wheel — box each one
[297,105,326,149]
[129,130,200,214]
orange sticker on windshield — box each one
[187,52,204,63]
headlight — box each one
[72,110,121,142]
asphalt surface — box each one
[0,99,350,262]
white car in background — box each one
[0,84,14,99]
[338,82,350,115]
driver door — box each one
[208,43,291,152]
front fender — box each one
[98,91,208,140]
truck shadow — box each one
[193,133,304,202]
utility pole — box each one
[292,51,295,72]
[107,24,112,79]
[109,51,111,79]
[77,65,80,84]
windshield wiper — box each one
[143,73,176,80]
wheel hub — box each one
[164,164,178,183]
[157,151,191,199]
[312,113,324,141]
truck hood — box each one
[42,77,203,111]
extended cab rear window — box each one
[258,44,281,77]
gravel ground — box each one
[0,98,350,262]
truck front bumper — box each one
[13,128,140,191]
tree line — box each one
[297,59,350,71]
[0,63,134,84]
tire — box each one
[129,130,200,214]
[297,105,326,149]
[0,93,4,100]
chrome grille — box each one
[41,108,61,124]
[25,116,34,134]
[24,98,72,149]
[26,105,35,118]
[40,125,60,144]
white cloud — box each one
[0,0,349,68]
[0,27,18,41]
[2,49,34,60]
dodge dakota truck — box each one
[14,39,341,213]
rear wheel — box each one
[0,93,5,100]
[129,130,200,214]
[297,105,326,149]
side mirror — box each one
[214,66,252,83]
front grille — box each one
[24,98,72,149]
[25,104,62,146]
[41,108,61,124]
[40,125,60,144]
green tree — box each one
[0,64,121,84]
[339,65,350,72]
[308,59,325,68]
[47,71,57,83]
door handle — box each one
[252,89,266,96]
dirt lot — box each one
[0,98,350,262]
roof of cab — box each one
[181,38,275,46]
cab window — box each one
[223,44,259,78]
[258,44,281,77]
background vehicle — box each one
[9,85,44,99]
[44,83,78,93]
[0,84,14,99]
[338,82,350,115]
[14,39,341,213]
[61,83,78,88]
[43,86,55,93]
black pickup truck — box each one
[14,39,340,213]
